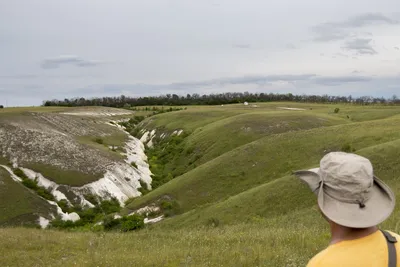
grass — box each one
[4,103,400,266]
[0,168,55,226]
[0,106,69,115]
[24,162,100,186]
[127,114,400,213]
[77,132,128,159]
[0,221,327,267]
[180,111,346,169]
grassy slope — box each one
[4,104,400,266]
[183,111,346,167]
[0,168,55,226]
[157,138,400,229]
[0,222,326,267]
[128,114,400,213]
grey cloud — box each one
[312,13,398,42]
[342,13,398,27]
[395,46,400,50]
[41,55,102,69]
[313,75,371,86]
[169,74,317,89]
[312,23,349,42]
[342,38,377,55]
[82,74,370,92]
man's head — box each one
[295,152,395,228]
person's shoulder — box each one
[307,248,330,267]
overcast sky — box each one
[1,0,399,106]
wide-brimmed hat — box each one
[294,152,395,228]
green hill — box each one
[2,103,400,266]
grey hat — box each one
[295,152,395,228]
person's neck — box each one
[329,222,378,245]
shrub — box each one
[99,198,121,215]
[13,168,28,180]
[84,194,99,205]
[103,214,144,232]
[57,199,70,213]
[77,207,101,224]
[0,105,3,109]
[21,178,38,190]
[120,215,145,232]
[334,108,340,113]
[131,162,138,169]
[160,200,180,217]
[341,143,356,153]
[206,217,220,227]
[37,187,55,201]
[103,215,121,231]
[94,137,104,144]
[138,180,150,195]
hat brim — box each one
[295,169,396,228]
[294,169,321,194]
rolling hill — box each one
[2,102,400,266]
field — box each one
[2,102,400,266]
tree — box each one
[0,105,3,109]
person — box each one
[295,152,399,267]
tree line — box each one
[42,92,400,107]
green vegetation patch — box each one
[77,132,128,158]
[128,115,400,213]
[0,168,55,226]
[24,163,100,186]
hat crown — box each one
[319,152,374,204]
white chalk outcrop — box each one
[144,215,164,224]
[277,107,306,111]
[0,119,155,227]
[38,217,50,228]
[20,168,70,203]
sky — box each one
[0,0,399,106]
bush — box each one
[334,108,340,113]
[37,187,55,201]
[94,137,104,144]
[160,200,180,217]
[84,194,99,205]
[57,199,71,213]
[103,215,121,231]
[341,143,356,153]
[13,168,28,180]
[206,217,220,227]
[50,217,86,229]
[131,162,138,169]
[120,215,145,232]
[14,168,55,201]
[99,198,121,215]
[21,178,38,190]
[103,214,144,232]
[138,180,150,195]
[77,207,100,224]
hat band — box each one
[322,181,372,206]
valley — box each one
[1,102,400,266]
